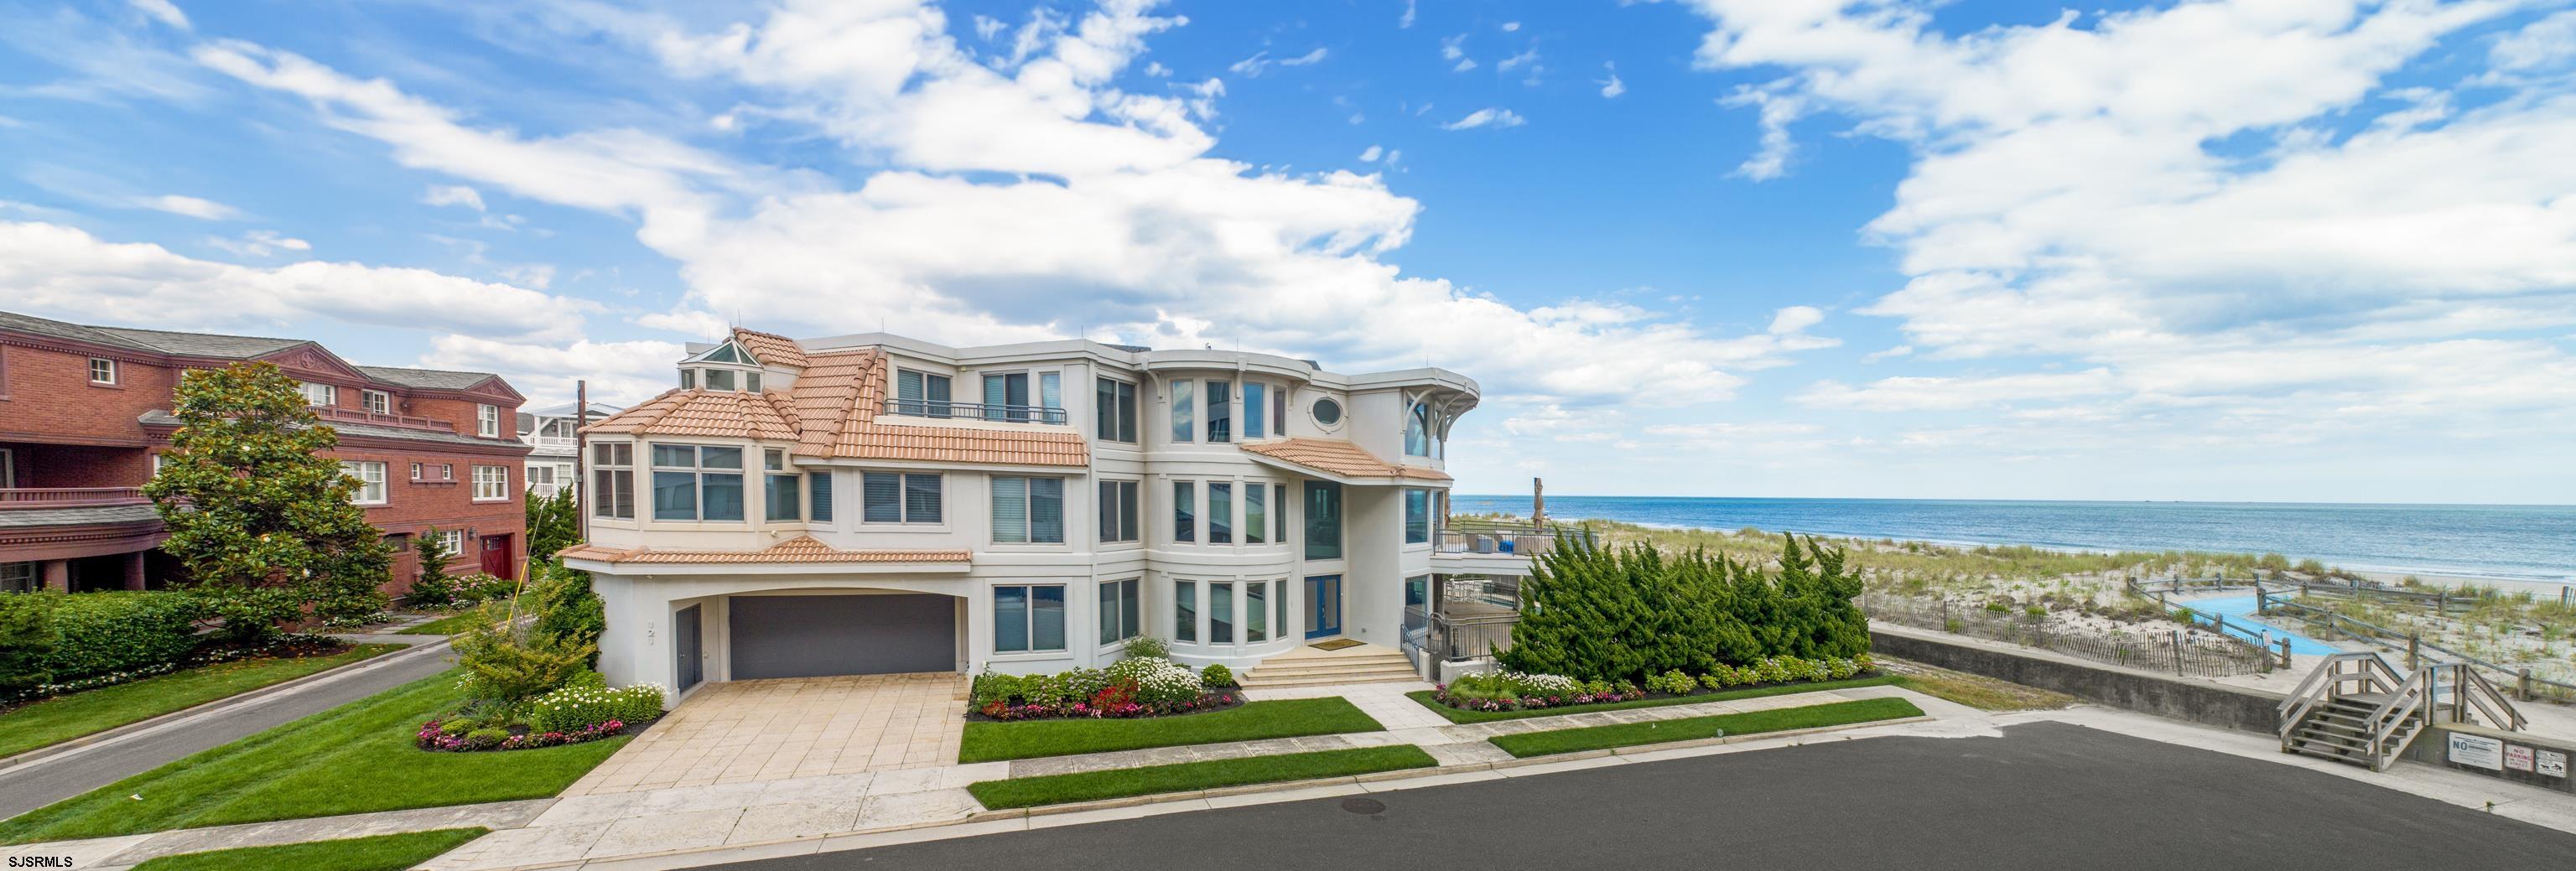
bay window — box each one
[1207,380,1232,443]
[1173,481,1195,543]
[1098,578,1141,645]
[1246,580,1269,643]
[1243,381,1265,438]
[1171,380,1194,443]
[651,443,745,521]
[1208,482,1233,544]
[1244,484,1267,545]
[1210,581,1233,644]
[1095,376,1137,443]
[1174,581,1197,642]
[1098,480,1140,543]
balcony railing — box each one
[316,405,456,433]
[1436,521,1590,557]
[880,399,1068,425]
[0,487,149,509]
[522,435,578,448]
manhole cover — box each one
[1339,796,1387,815]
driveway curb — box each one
[0,636,451,772]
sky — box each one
[3,0,2573,505]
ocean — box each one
[1448,495,2576,585]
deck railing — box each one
[315,405,456,433]
[0,487,149,509]
[1436,521,1591,557]
[880,398,1068,425]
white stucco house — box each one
[559,329,1540,703]
[517,401,621,498]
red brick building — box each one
[0,310,529,597]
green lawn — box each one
[1488,697,1925,758]
[1406,675,1902,723]
[130,828,487,871]
[967,746,1438,809]
[396,611,488,635]
[0,644,402,760]
[0,669,631,845]
[958,697,1384,763]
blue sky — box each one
[4,1,2573,505]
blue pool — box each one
[2181,594,2342,656]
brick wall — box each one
[0,345,175,443]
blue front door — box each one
[1304,574,1341,640]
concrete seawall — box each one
[1872,624,2285,734]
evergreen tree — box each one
[1500,531,1870,681]
[527,562,605,666]
[525,489,579,564]
[143,362,392,639]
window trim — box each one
[1095,376,1139,443]
[1097,479,1140,544]
[343,460,388,505]
[472,464,510,501]
[649,442,747,523]
[860,471,946,526]
[989,475,1066,544]
[299,381,335,407]
[88,357,117,386]
[361,389,392,415]
[477,404,501,438]
[590,442,636,520]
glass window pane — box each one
[809,472,834,522]
[1276,579,1289,638]
[1099,582,1119,645]
[652,444,695,468]
[1174,582,1196,642]
[1247,581,1267,642]
[1121,580,1140,643]
[906,474,943,522]
[927,374,951,417]
[898,369,923,405]
[766,474,799,522]
[1405,489,1430,544]
[1029,477,1064,543]
[1031,585,1065,651]
[1098,480,1118,542]
[1118,381,1136,442]
[864,473,901,522]
[703,473,745,521]
[1170,380,1193,442]
[1211,582,1233,644]
[1244,485,1266,545]
[1173,481,1194,543]
[701,446,742,469]
[1207,380,1231,443]
[653,470,697,520]
[990,477,1027,543]
[1305,481,1343,559]
[1272,386,1285,438]
[1039,372,1060,423]
[1120,482,1140,542]
[705,369,735,391]
[1274,484,1287,542]
[995,586,1029,653]
[1208,482,1233,544]
[983,373,1010,421]
[1244,382,1265,438]
[1096,377,1117,440]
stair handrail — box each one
[2450,664,2529,732]
[2279,652,2385,743]
[2364,666,2432,771]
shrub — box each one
[1106,656,1203,705]
[1645,669,1696,694]
[461,573,517,604]
[1503,533,1867,682]
[1200,663,1235,687]
[39,592,202,682]
[1120,635,1171,660]
[530,683,667,734]
[0,594,55,697]
[464,728,511,750]
[452,601,595,704]
[972,660,1229,720]
[527,564,605,664]
[407,568,464,609]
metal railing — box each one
[1436,521,1592,557]
[0,487,148,509]
[880,398,1068,425]
[1862,592,2277,677]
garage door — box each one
[729,594,956,679]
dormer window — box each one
[681,340,762,394]
[679,369,696,390]
[705,369,736,391]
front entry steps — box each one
[1239,645,1417,689]
[2284,694,2423,770]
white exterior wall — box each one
[576,336,1475,701]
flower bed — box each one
[413,679,665,753]
[1427,655,1875,715]
[969,656,1244,721]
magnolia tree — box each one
[144,362,392,639]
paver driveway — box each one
[563,673,967,796]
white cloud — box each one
[1358,144,1383,162]
[1501,22,1521,33]
[1800,369,2124,412]
[1399,0,1416,29]
[422,334,686,406]
[2489,10,2576,75]
[127,0,189,30]
[145,194,238,220]
[1767,305,1824,334]
[1860,345,1914,363]
[1441,33,1467,66]
[1228,47,1327,78]
[422,184,486,211]
[1441,107,1525,130]
[1497,47,1539,72]
[206,229,309,257]
[0,220,594,341]
[1597,62,1625,98]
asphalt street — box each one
[0,640,456,822]
[709,721,2576,871]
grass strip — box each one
[397,611,488,635]
[0,668,631,845]
[1488,697,1924,758]
[958,697,1384,763]
[129,827,488,871]
[967,745,1437,809]
[0,644,402,760]
[1405,675,1901,724]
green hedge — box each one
[9,592,204,685]
[1501,533,1869,682]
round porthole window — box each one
[1311,398,1343,426]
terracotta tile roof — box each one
[730,328,808,369]
[1240,438,1452,483]
[556,536,970,565]
[584,336,1086,468]
[583,389,797,440]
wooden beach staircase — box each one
[2278,653,2527,771]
